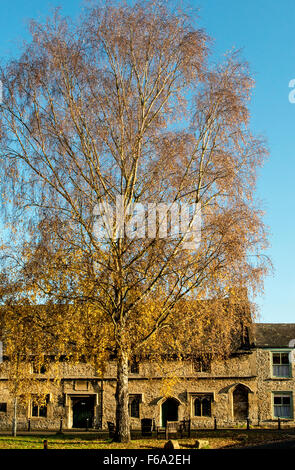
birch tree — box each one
[0,1,269,441]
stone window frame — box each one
[0,402,7,413]
[32,363,47,374]
[30,394,50,418]
[128,394,142,418]
[191,354,212,374]
[270,349,292,379]
[272,391,293,419]
[193,394,213,417]
[190,392,215,418]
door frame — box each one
[66,394,98,429]
[231,384,251,420]
[160,397,182,427]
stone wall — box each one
[256,348,295,425]
[0,348,294,431]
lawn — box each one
[0,430,294,449]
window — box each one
[0,403,7,413]
[192,355,211,373]
[273,393,293,419]
[31,395,49,418]
[193,394,213,417]
[32,364,46,374]
[271,352,291,378]
[129,358,139,374]
[128,395,141,418]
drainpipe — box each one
[99,379,104,429]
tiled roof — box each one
[252,323,295,348]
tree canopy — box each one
[0,1,269,441]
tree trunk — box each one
[114,349,130,442]
[12,397,17,437]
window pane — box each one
[273,365,290,377]
[131,400,139,418]
[202,399,211,417]
[272,353,280,364]
[32,405,39,417]
[194,398,201,416]
[274,396,282,405]
[281,354,290,365]
[129,397,140,418]
[282,406,291,417]
[282,397,291,405]
[274,405,291,418]
[193,356,211,372]
[39,405,47,418]
[274,393,292,418]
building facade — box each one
[0,323,294,431]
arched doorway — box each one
[233,384,249,419]
[161,398,179,427]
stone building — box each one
[0,322,294,431]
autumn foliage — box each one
[0,1,269,441]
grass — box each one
[0,429,294,449]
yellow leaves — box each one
[160,376,182,399]
[0,4,270,421]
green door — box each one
[72,396,95,428]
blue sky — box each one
[0,0,294,323]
